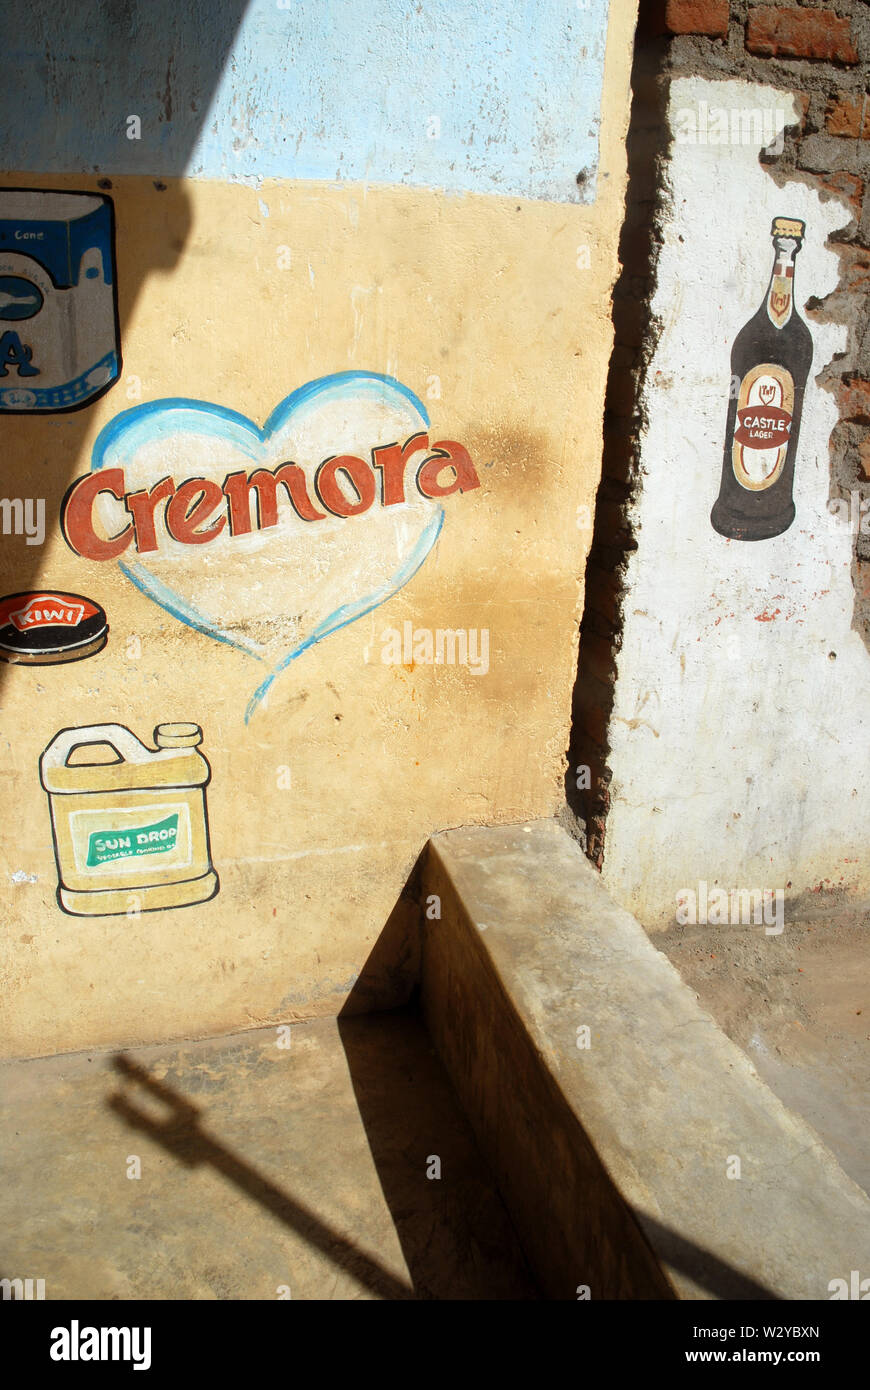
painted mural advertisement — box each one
[1,176,480,917]
[0,190,120,412]
[5,342,479,914]
[40,722,218,917]
[711,216,813,541]
[0,590,108,664]
[0,0,613,957]
[59,372,480,721]
[0,0,620,1073]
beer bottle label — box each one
[768,274,792,329]
[731,363,794,492]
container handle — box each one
[40,723,153,772]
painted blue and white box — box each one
[0,190,120,413]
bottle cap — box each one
[154,722,202,749]
[772,217,805,241]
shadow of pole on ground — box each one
[106,1051,414,1300]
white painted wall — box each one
[602,77,870,928]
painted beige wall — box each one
[0,1,637,1057]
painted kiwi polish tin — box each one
[40,723,219,916]
[0,591,108,664]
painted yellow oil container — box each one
[40,723,218,916]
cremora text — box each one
[60,432,479,560]
[50,1321,151,1371]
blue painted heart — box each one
[89,372,445,721]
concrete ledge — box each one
[420,820,870,1300]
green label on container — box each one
[86,813,179,867]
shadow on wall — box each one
[0,0,251,695]
[564,19,671,866]
[2,1,253,180]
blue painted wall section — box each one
[3,0,610,202]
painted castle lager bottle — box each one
[711,217,813,540]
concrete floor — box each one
[661,918,870,1195]
[0,1010,539,1300]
